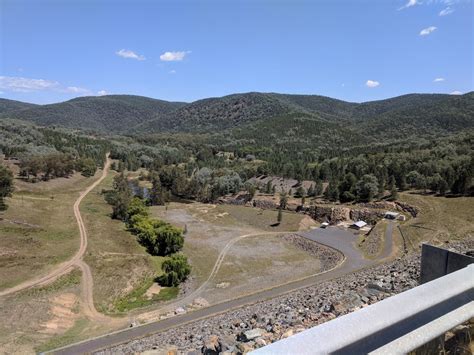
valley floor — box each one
[0,161,472,353]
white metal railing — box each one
[251,264,474,354]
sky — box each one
[0,0,472,104]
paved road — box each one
[50,225,395,354]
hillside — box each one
[1,95,186,133]
[0,98,38,114]
[1,92,473,139]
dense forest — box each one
[0,92,473,207]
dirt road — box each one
[0,154,111,314]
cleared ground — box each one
[204,234,322,303]
[149,203,320,306]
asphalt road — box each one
[50,225,394,354]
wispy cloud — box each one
[169,70,177,74]
[66,86,90,94]
[433,77,445,82]
[97,90,109,96]
[420,26,437,36]
[116,49,146,61]
[398,0,419,10]
[450,90,463,95]
[439,6,455,15]
[0,76,92,95]
[366,80,380,88]
[160,51,189,62]
[0,76,60,92]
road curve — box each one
[0,154,111,297]
[138,231,292,321]
[50,226,395,354]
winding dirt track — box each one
[0,154,111,317]
[139,231,291,321]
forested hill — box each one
[1,92,473,137]
[0,98,38,114]
[0,95,186,133]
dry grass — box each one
[80,172,168,314]
[0,172,98,291]
[205,234,321,303]
[0,269,84,354]
[398,193,474,251]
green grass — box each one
[81,171,178,313]
[21,269,82,299]
[113,278,179,313]
[35,318,89,353]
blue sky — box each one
[0,0,472,104]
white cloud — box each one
[66,86,90,94]
[366,80,380,88]
[439,6,455,15]
[398,0,418,10]
[420,26,437,36]
[97,90,109,96]
[433,77,445,82]
[0,76,92,96]
[160,51,189,61]
[169,70,176,74]
[0,76,60,92]
[450,90,463,95]
[116,49,146,61]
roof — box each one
[353,221,367,228]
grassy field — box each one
[216,204,305,231]
[0,172,98,291]
[398,193,474,251]
[80,171,174,314]
[0,269,84,354]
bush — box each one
[158,254,191,287]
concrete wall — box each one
[420,244,474,284]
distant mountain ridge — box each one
[1,92,473,138]
[1,95,186,133]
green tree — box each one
[149,173,166,205]
[158,254,191,287]
[388,176,398,201]
[77,158,97,177]
[324,180,339,202]
[355,174,379,202]
[265,180,272,194]
[0,165,14,211]
[279,191,288,209]
[111,172,132,221]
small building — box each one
[385,211,400,220]
[351,220,367,230]
[320,222,330,228]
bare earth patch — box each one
[40,293,79,334]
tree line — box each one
[105,173,191,287]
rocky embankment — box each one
[217,194,419,226]
[282,234,343,271]
[99,239,473,355]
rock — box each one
[175,307,186,315]
[255,337,267,347]
[242,328,265,341]
[201,335,222,355]
[236,342,255,354]
[280,329,294,339]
